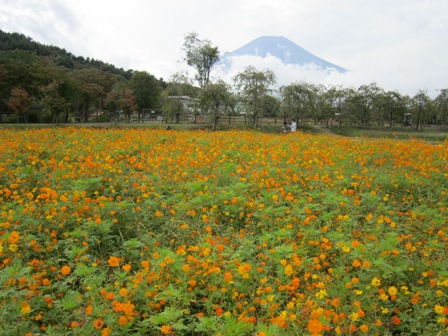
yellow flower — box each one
[388,286,398,296]
[21,302,31,315]
[434,304,444,314]
[284,264,293,276]
[379,293,389,301]
[349,312,360,322]
[371,277,381,287]
[315,289,327,299]
[8,243,18,253]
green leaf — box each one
[150,307,184,325]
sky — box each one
[1,0,447,97]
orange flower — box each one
[360,324,369,333]
[8,231,20,244]
[119,288,128,297]
[161,325,172,334]
[61,265,71,275]
[362,260,371,268]
[101,327,112,336]
[308,319,323,334]
[86,305,93,314]
[93,319,104,329]
[118,315,127,325]
[391,315,401,325]
[108,256,121,267]
[353,259,362,268]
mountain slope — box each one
[220,36,347,73]
[0,29,134,79]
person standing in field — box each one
[289,119,297,132]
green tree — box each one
[378,90,407,127]
[280,81,312,123]
[343,83,382,126]
[434,88,448,126]
[73,68,118,122]
[40,80,70,124]
[182,32,220,88]
[233,66,276,126]
[199,80,232,130]
[129,71,162,122]
[320,85,343,125]
[0,50,45,112]
[411,90,433,130]
[261,95,281,119]
[160,72,201,123]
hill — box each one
[0,29,133,79]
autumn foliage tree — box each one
[7,86,33,122]
[105,87,137,121]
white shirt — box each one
[290,122,297,132]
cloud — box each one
[0,0,79,50]
[1,0,447,97]
[213,50,446,99]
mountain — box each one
[220,36,347,73]
[0,29,134,79]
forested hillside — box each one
[0,30,133,78]
[0,30,166,123]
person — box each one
[289,119,297,132]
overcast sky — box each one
[1,0,447,97]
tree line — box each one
[1,30,447,129]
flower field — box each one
[0,128,447,335]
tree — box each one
[40,80,70,124]
[7,87,33,122]
[280,81,312,123]
[377,90,406,127]
[411,90,433,130]
[434,88,448,126]
[160,71,201,123]
[74,68,117,122]
[129,71,162,122]
[163,71,200,98]
[182,32,220,88]
[199,80,232,130]
[233,66,276,126]
[261,95,281,119]
[0,50,45,113]
[343,83,382,126]
[104,87,137,121]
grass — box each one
[327,125,448,142]
[1,121,447,142]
